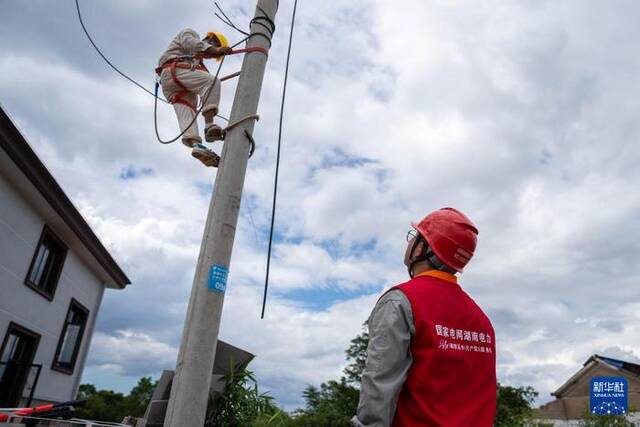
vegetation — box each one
[75,376,155,422]
[494,383,538,426]
[579,413,636,427]
[205,361,288,427]
[343,325,368,385]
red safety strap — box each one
[169,62,198,114]
[201,46,269,60]
[229,46,269,57]
[155,60,209,114]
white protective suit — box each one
[158,28,221,142]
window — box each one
[52,299,89,374]
[24,226,67,300]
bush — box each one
[205,361,287,427]
[579,413,636,427]
[75,377,155,422]
[494,383,538,426]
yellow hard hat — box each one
[205,32,229,62]
[205,31,229,48]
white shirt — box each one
[158,28,213,67]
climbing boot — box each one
[182,135,202,147]
[205,123,224,142]
[191,144,220,167]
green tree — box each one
[75,388,127,422]
[343,323,368,386]
[76,384,97,399]
[289,380,359,427]
[286,326,368,426]
[494,383,538,427]
[75,377,156,422]
[124,377,156,417]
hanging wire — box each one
[212,1,276,46]
[214,2,250,36]
[243,194,262,246]
[261,0,299,319]
[75,0,170,104]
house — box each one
[0,106,130,408]
[536,354,640,421]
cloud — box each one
[88,330,177,377]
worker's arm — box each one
[351,290,414,427]
[204,45,233,58]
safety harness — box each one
[155,47,269,114]
[155,59,209,113]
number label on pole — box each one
[208,265,229,293]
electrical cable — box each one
[214,2,250,36]
[212,2,275,47]
[244,194,262,246]
[75,0,170,104]
[261,0,298,319]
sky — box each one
[2,0,640,411]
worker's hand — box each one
[216,47,233,56]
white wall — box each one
[0,174,104,403]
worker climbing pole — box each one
[154,29,268,167]
[155,30,232,167]
[162,0,278,426]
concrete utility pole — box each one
[164,1,278,425]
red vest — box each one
[391,273,496,427]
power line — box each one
[214,1,250,36]
[75,0,170,103]
[261,0,299,319]
[243,194,262,246]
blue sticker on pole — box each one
[208,265,229,293]
[590,376,627,416]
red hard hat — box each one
[411,207,479,272]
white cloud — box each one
[89,330,177,377]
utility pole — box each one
[164,1,278,425]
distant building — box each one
[0,106,129,407]
[536,354,640,422]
